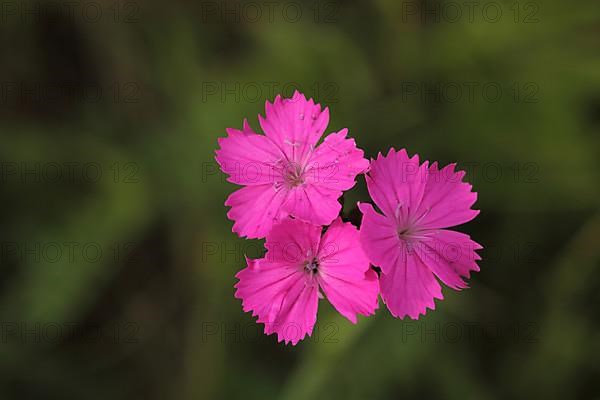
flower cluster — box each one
[216,91,481,344]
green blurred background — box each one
[1,0,599,399]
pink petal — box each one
[264,278,319,345]
[215,119,284,186]
[264,218,322,264]
[365,148,429,219]
[316,218,379,323]
[414,229,482,289]
[305,128,370,192]
[358,202,401,275]
[235,257,299,320]
[235,257,318,345]
[225,184,287,239]
[379,249,443,319]
[258,91,329,163]
[281,184,342,226]
[416,162,479,229]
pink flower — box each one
[216,91,369,239]
[235,217,379,345]
[358,149,482,319]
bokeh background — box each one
[1,0,599,399]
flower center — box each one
[395,204,433,242]
[283,162,305,188]
[304,258,319,275]
[397,224,435,242]
[397,227,413,240]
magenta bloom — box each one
[216,91,369,239]
[235,218,379,345]
[359,149,482,319]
